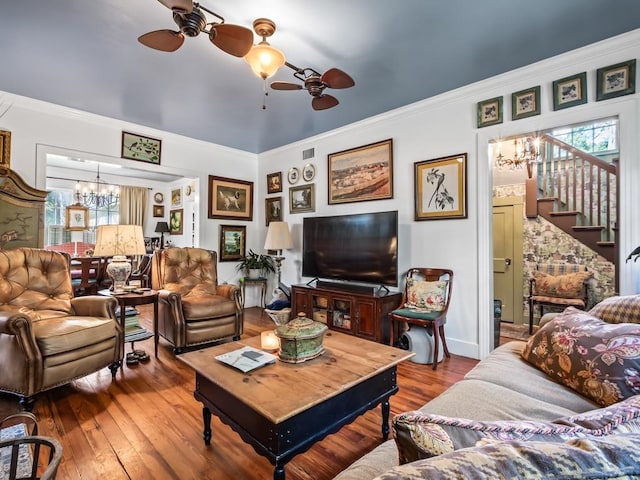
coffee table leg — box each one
[381,399,390,440]
[273,464,285,480]
[203,406,212,445]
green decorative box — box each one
[275,312,328,363]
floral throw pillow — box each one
[521,307,640,406]
[532,271,592,299]
[405,279,446,312]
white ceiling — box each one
[2,1,640,154]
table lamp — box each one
[264,221,293,286]
[154,221,170,249]
[94,225,146,292]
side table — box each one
[240,277,267,308]
[99,289,159,358]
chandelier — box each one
[495,137,540,170]
[74,165,120,208]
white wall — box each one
[2,30,639,359]
[258,30,640,360]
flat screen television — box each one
[302,210,398,287]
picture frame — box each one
[65,204,89,231]
[302,163,316,182]
[477,97,503,128]
[0,129,11,173]
[171,187,182,207]
[169,208,183,235]
[511,86,540,120]
[287,167,300,185]
[290,184,315,214]
[153,205,164,217]
[596,59,636,101]
[153,192,164,204]
[121,131,161,164]
[265,196,283,226]
[219,224,246,262]
[208,175,254,221]
[267,172,282,194]
[414,153,467,221]
[552,72,587,110]
[328,138,393,205]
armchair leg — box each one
[109,362,120,378]
[19,396,36,412]
[528,298,534,335]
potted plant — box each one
[236,249,276,278]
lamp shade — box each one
[264,221,293,252]
[93,225,146,257]
[244,41,285,79]
[154,221,170,233]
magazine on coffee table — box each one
[215,346,277,373]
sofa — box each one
[334,295,640,479]
[0,248,123,410]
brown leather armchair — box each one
[151,247,242,353]
[0,248,123,410]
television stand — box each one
[315,280,377,294]
[291,283,401,344]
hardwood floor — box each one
[0,307,479,480]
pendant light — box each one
[244,18,285,80]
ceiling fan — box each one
[138,0,253,57]
[271,63,355,110]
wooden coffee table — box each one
[179,331,414,480]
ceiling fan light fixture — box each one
[245,41,285,79]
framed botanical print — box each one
[171,187,182,207]
[511,86,540,120]
[552,72,587,110]
[414,153,467,221]
[121,131,161,164]
[65,205,89,231]
[208,175,254,221]
[477,97,503,128]
[169,208,183,235]
[596,59,636,101]
[219,224,246,262]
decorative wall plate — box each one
[154,192,164,204]
[302,163,316,182]
[287,167,300,185]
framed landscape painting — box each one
[219,225,246,262]
[328,138,393,204]
[208,175,253,221]
[414,153,467,221]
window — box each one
[550,118,618,155]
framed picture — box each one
[511,86,540,120]
[208,175,254,221]
[287,167,300,185]
[477,97,503,128]
[0,129,11,173]
[153,192,164,204]
[219,225,246,262]
[552,72,587,110]
[302,163,316,182]
[596,59,636,101]
[328,138,393,205]
[265,196,283,225]
[290,184,315,213]
[414,153,467,221]
[169,208,183,235]
[267,172,282,193]
[171,187,182,207]
[65,205,89,231]
[121,131,161,164]
[153,205,164,217]
[185,181,195,198]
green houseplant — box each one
[236,249,276,278]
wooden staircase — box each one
[529,134,617,264]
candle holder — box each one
[261,330,280,352]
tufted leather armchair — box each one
[151,247,242,353]
[0,248,123,410]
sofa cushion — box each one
[532,270,591,298]
[392,394,640,464]
[374,434,640,480]
[405,279,446,312]
[181,295,237,320]
[32,316,119,357]
[589,294,640,324]
[522,307,640,406]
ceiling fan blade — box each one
[138,30,185,52]
[271,81,303,91]
[321,68,355,89]
[157,0,193,14]
[312,94,339,110]
[209,23,254,57]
